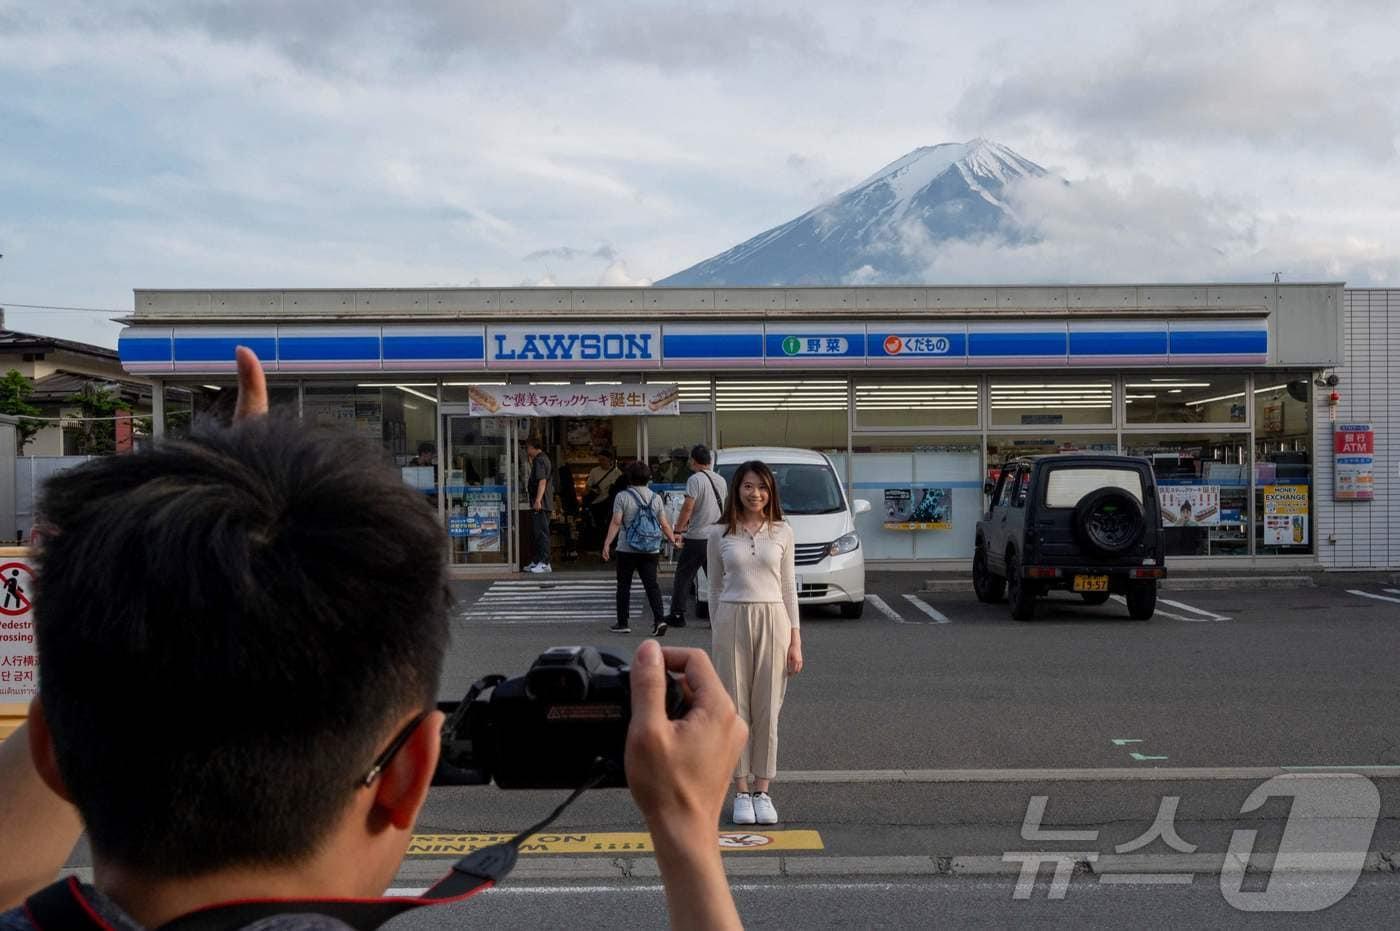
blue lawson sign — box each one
[486,325,659,368]
[118,318,1272,374]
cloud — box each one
[36,0,828,76]
[953,3,1400,162]
[891,173,1400,286]
[596,259,651,287]
[524,244,618,263]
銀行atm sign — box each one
[1334,423,1375,502]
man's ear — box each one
[372,710,443,831]
[26,698,74,803]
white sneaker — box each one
[524,562,540,573]
[537,563,552,573]
[731,793,756,825]
[751,792,778,825]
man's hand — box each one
[626,641,744,930]
[601,543,611,561]
[234,346,269,420]
[626,642,744,824]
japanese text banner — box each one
[467,384,680,417]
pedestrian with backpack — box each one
[602,460,675,637]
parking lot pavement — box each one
[1346,586,1400,607]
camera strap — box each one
[24,766,614,931]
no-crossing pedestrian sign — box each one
[0,552,37,708]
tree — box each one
[67,382,131,456]
[0,369,42,452]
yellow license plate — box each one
[1073,575,1109,592]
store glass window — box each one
[1125,373,1248,425]
[1254,376,1313,555]
[715,378,848,452]
[161,382,297,438]
[303,383,440,504]
[1122,433,1250,556]
[986,435,1118,479]
[440,380,507,405]
[854,379,979,429]
[848,436,982,560]
[647,412,713,489]
[990,377,1113,427]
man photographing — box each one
[0,348,745,930]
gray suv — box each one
[973,455,1167,621]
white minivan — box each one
[696,447,869,619]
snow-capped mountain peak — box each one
[659,139,1051,287]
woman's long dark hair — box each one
[718,460,784,536]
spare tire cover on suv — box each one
[1072,487,1146,555]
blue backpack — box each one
[623,488,665,553]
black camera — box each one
[434,646,688,789]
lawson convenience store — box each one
[117,283,1343,573]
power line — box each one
[0,302,129,314]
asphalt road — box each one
[396,569,1400,925]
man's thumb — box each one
[629,640,666,727]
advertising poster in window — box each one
[1159,485,1221,527]
[883,487,953,530]
[458,487,505,552]
[1334,423,1375,501]
[1263,484,1310,545]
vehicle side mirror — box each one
[984,481,996,496]
[852,498,872,515]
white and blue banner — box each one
[763,323,866,367]
[119,317,1273,374]
[866,324,967,367]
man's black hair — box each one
[689,444,712,466]
[417,440,435,455]
[624,460,651,486]
[525,437,543,452]
[33,415,450,878]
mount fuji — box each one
[657,139,1052,287]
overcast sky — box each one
[3,0,1398,347]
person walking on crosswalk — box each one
[706,460,803,826]
[602,460,676,637]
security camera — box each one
[1313,372,1340,388]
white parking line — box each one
[1349,589,1400,605]
[1157,597,1232,621]
[902,594,950,624]
[1108,595,1199,622]
[865,594,904,622]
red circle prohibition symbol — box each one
[0,562,34,616]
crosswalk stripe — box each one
[1348,589,1400,605]
[1157,597,1231,621]
[902,594,949,623]
[865,594,902,622]
[1384,589,1400,596]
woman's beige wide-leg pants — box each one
[712,602,791,780]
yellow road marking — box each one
[407,830,823,855]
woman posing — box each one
[706,460,803,825]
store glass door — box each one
[445,414,512,566]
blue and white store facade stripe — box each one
[119,284,1343,571]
